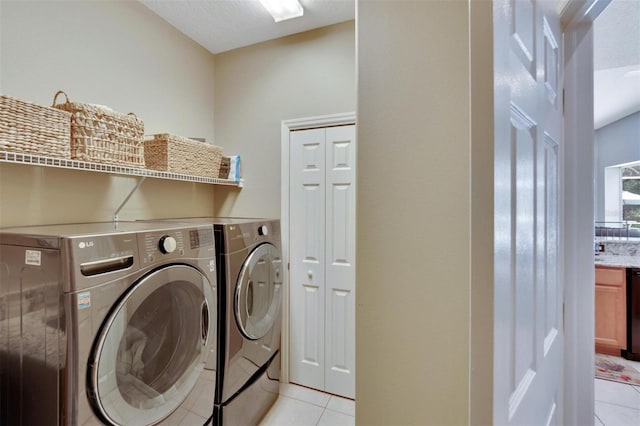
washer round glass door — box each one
[89,264,215,426]
[235,243,282,340]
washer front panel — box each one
[89,265,215,426]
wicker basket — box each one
[0,94,71,158]
[144,133,223,178]
[52,90,145,167]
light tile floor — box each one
[259,383,355,426]
[260,368,640,426]
[595,356,640,426]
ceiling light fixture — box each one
[258,0,304,22]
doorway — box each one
[590,1,640,423]
[560,0,633,424]
[279,112,356,393]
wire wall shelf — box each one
[0,151,241,186]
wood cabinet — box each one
[595,266,627,355]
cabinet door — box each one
[595,267,626,354]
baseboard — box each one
[595,344,623,356]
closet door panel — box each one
[325,125,356,398]
[290,128,326,390]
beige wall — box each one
[212,21,356,219]
[0,0,217,226]
[356,1,493,424]
[1,2,498,423]
[469,1,495,424]
[0,5,354,226]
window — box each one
[622,163,640,222]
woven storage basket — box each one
[0,94,71,158]
[144,134,223,178]
[52,90,145,167]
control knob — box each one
[258,225,268,236]
[159,235,177,254]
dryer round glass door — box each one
[88,264,215,426]
[235,243,282,340]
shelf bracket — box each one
[113,177,147,222]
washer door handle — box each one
[247,280,254,317]
[201,300,209,345]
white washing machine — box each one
[0,221,218,426]
[151,218,282,426]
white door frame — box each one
[560,1,611,425]
[280,112,356,383]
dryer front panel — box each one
[88,264,216,426]
[220,243,282,403]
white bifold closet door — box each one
[289,125,356,399]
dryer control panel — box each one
[223,220,281,254]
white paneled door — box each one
[290,127,326,392]
[324,126,356,397]
[289,125,356,399]
[494,0,563,425]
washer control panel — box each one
[138,226,215,266]
[141,230,185,264]
[158,235,177,254]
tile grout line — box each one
[324,407,356,417]
[315,407,324,426]
[594,412,605,426]
[279,384,333,408]
[594,377,640,425]
[314,406,356,426]
[276,384,355,425]
[595,399,640,412]
[281,393,328,409]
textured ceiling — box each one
[140,0,638,130]
[593,0,640,129]
[139,0,355,54]
[594,0,640,71]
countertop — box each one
[594,254,640,269]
